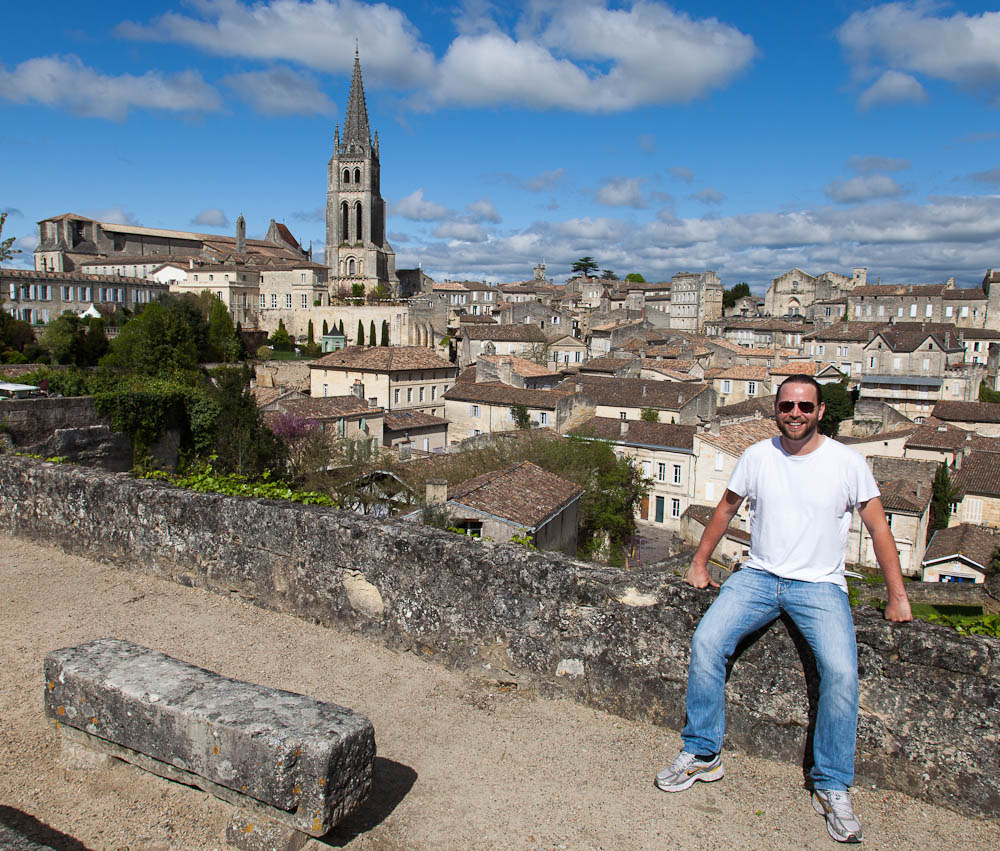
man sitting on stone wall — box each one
[655,374,912,844]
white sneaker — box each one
[812,788,863,843]
[654,751,724,792]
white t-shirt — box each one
[726,436,879,591]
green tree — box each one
[380,320,389,346]
[268,319,294,352]
[0,212,20,262]
[625,273,646,283]
[322,319,329,336]
[339,319,344,334]
[640,407,660,422]
[307,319,315,346]
[41,313,108,367]
[723,282,752,310]
[510,403,531,429]
[930,464,960,532]
[571,256,599,277]
[210,365,286,477]
[101,301,199,377]
[207,298,240,362]
[356,320,365,346]
[351,282,365,299]
[979,381,1000,404]
[600,269,618,280]
[369,320,376,347]
[371,282,391,301]
[818,381,854,437]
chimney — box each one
[710,417,720,436]
[642,383,648,397]
[575,380,583,394]
[498,357,513,386]
[351,379,365,399]
[620,420,629,436]
[425,479,448,505]
[236,214,246,255]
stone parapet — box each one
[44,638,375,837]
[2,455,998,819]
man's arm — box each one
[858,497,913,622]
[687,489,745,589]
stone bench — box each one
[44,638,376,849]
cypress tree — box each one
[381,320,389,346]
[369,320,376,347]
[322,319,329,336]
[357,319,364,346]
[307,319,315,345]
[339,318,344,334]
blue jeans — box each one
[681,568,859,790]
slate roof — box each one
[448,461,583,528]
[952,451,1000,498]
[569,417,695,450]
[310,346,456,372]
[444,381,567,409]
[382,410,449,431]
[698,419,780,455]
[923,523,1000,572]
[464,324,549,342]
[557,375,709,410]
[932,401,1000,424]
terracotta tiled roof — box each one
[458,314,496,324]
[0,268,155,286]
[478,354,559,378]
[444,381,566,408]
[923,523,1000,571]
[698,419,780,455]
[872,322,963,353]
[877,479,931,513]
[580,355,636,374]
[432,280,468,291]
[905,422,974,451]
[310,346,456,372]
[851,283,950,297]
[557,375,709,410]
[941,288,987,301]
[932,401,1000,424]
[682,503,750,543]
[448,461,582,528]
[714,318,810,332]
[961,328,1000,340]
[464,324,549,342]
[803,321,884,342]
[269,395,380,419]
[769,361,819,376]
[839,426,919,445]
[569,417,695,449]
[953,451,1000,498]
[455,365,477,383]
[640,363,701,382]
[717,395,776,419]
[382,410,449,430]
[711,365,769,381]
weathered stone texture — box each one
[44,638,375,836]
[2,455,998,818]
[0,824,58,851]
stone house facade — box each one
[949,451,1000,529]
[460,324,551,368]
[764,267,866,318]
[443,383,578,443]
[704,365,770,407]
[668,270,723,332]
[847,282,995,330]
[922,523,1000,583]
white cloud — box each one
[429,3,755,111]
[466,198,501,223]
[432,222,488,242]
[839,4,1000,104]
[668,166,695,183]
[118,0,435,88]
[858,70,927,110]
[85,207,141,226]
[690,188,726,205]
[223,67,333,116]
[392,188,450,221]
[824,174,906,204]
[192,208,230,228]
[848,155,911,173]
[0,55,220,120]
[595,177,647,208]
[291,208,325,222]
[518,168,566,192]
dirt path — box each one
[2,535,997,850]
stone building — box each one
[668,270,723,332]
[764,267,866,318]
[847,281,994,329]
[324,50,397,295]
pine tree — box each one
[357,320,364,346]
[369,320,376,347]
[381,320,389,346]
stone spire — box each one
[342,46,371,155]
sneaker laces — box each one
[669,751,698,773]
[822,790,857,820]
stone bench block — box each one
[44,638,375,837]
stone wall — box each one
[0,397,102,447]
[1,455,998,819]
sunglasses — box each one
[777,400,817,414]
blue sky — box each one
[3,1,1000,292]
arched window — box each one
[343,168,350,185]
[354,167,361,183]
[341,202,349,242]
[348,258,356,275]
[355,202,363,243]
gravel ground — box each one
[2,534,998,851]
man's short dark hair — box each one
[776,374,823,404]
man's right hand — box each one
[685,561,720,589]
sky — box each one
[3,1,1000,293]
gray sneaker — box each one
[812,788,863,843]
[654,751,724,792]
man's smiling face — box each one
[774,380,824,444]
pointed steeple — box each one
[342,46,371,156]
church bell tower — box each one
[325,49,397,296]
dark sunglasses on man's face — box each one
[777,400,817,414]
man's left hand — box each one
[884,597,913,622]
